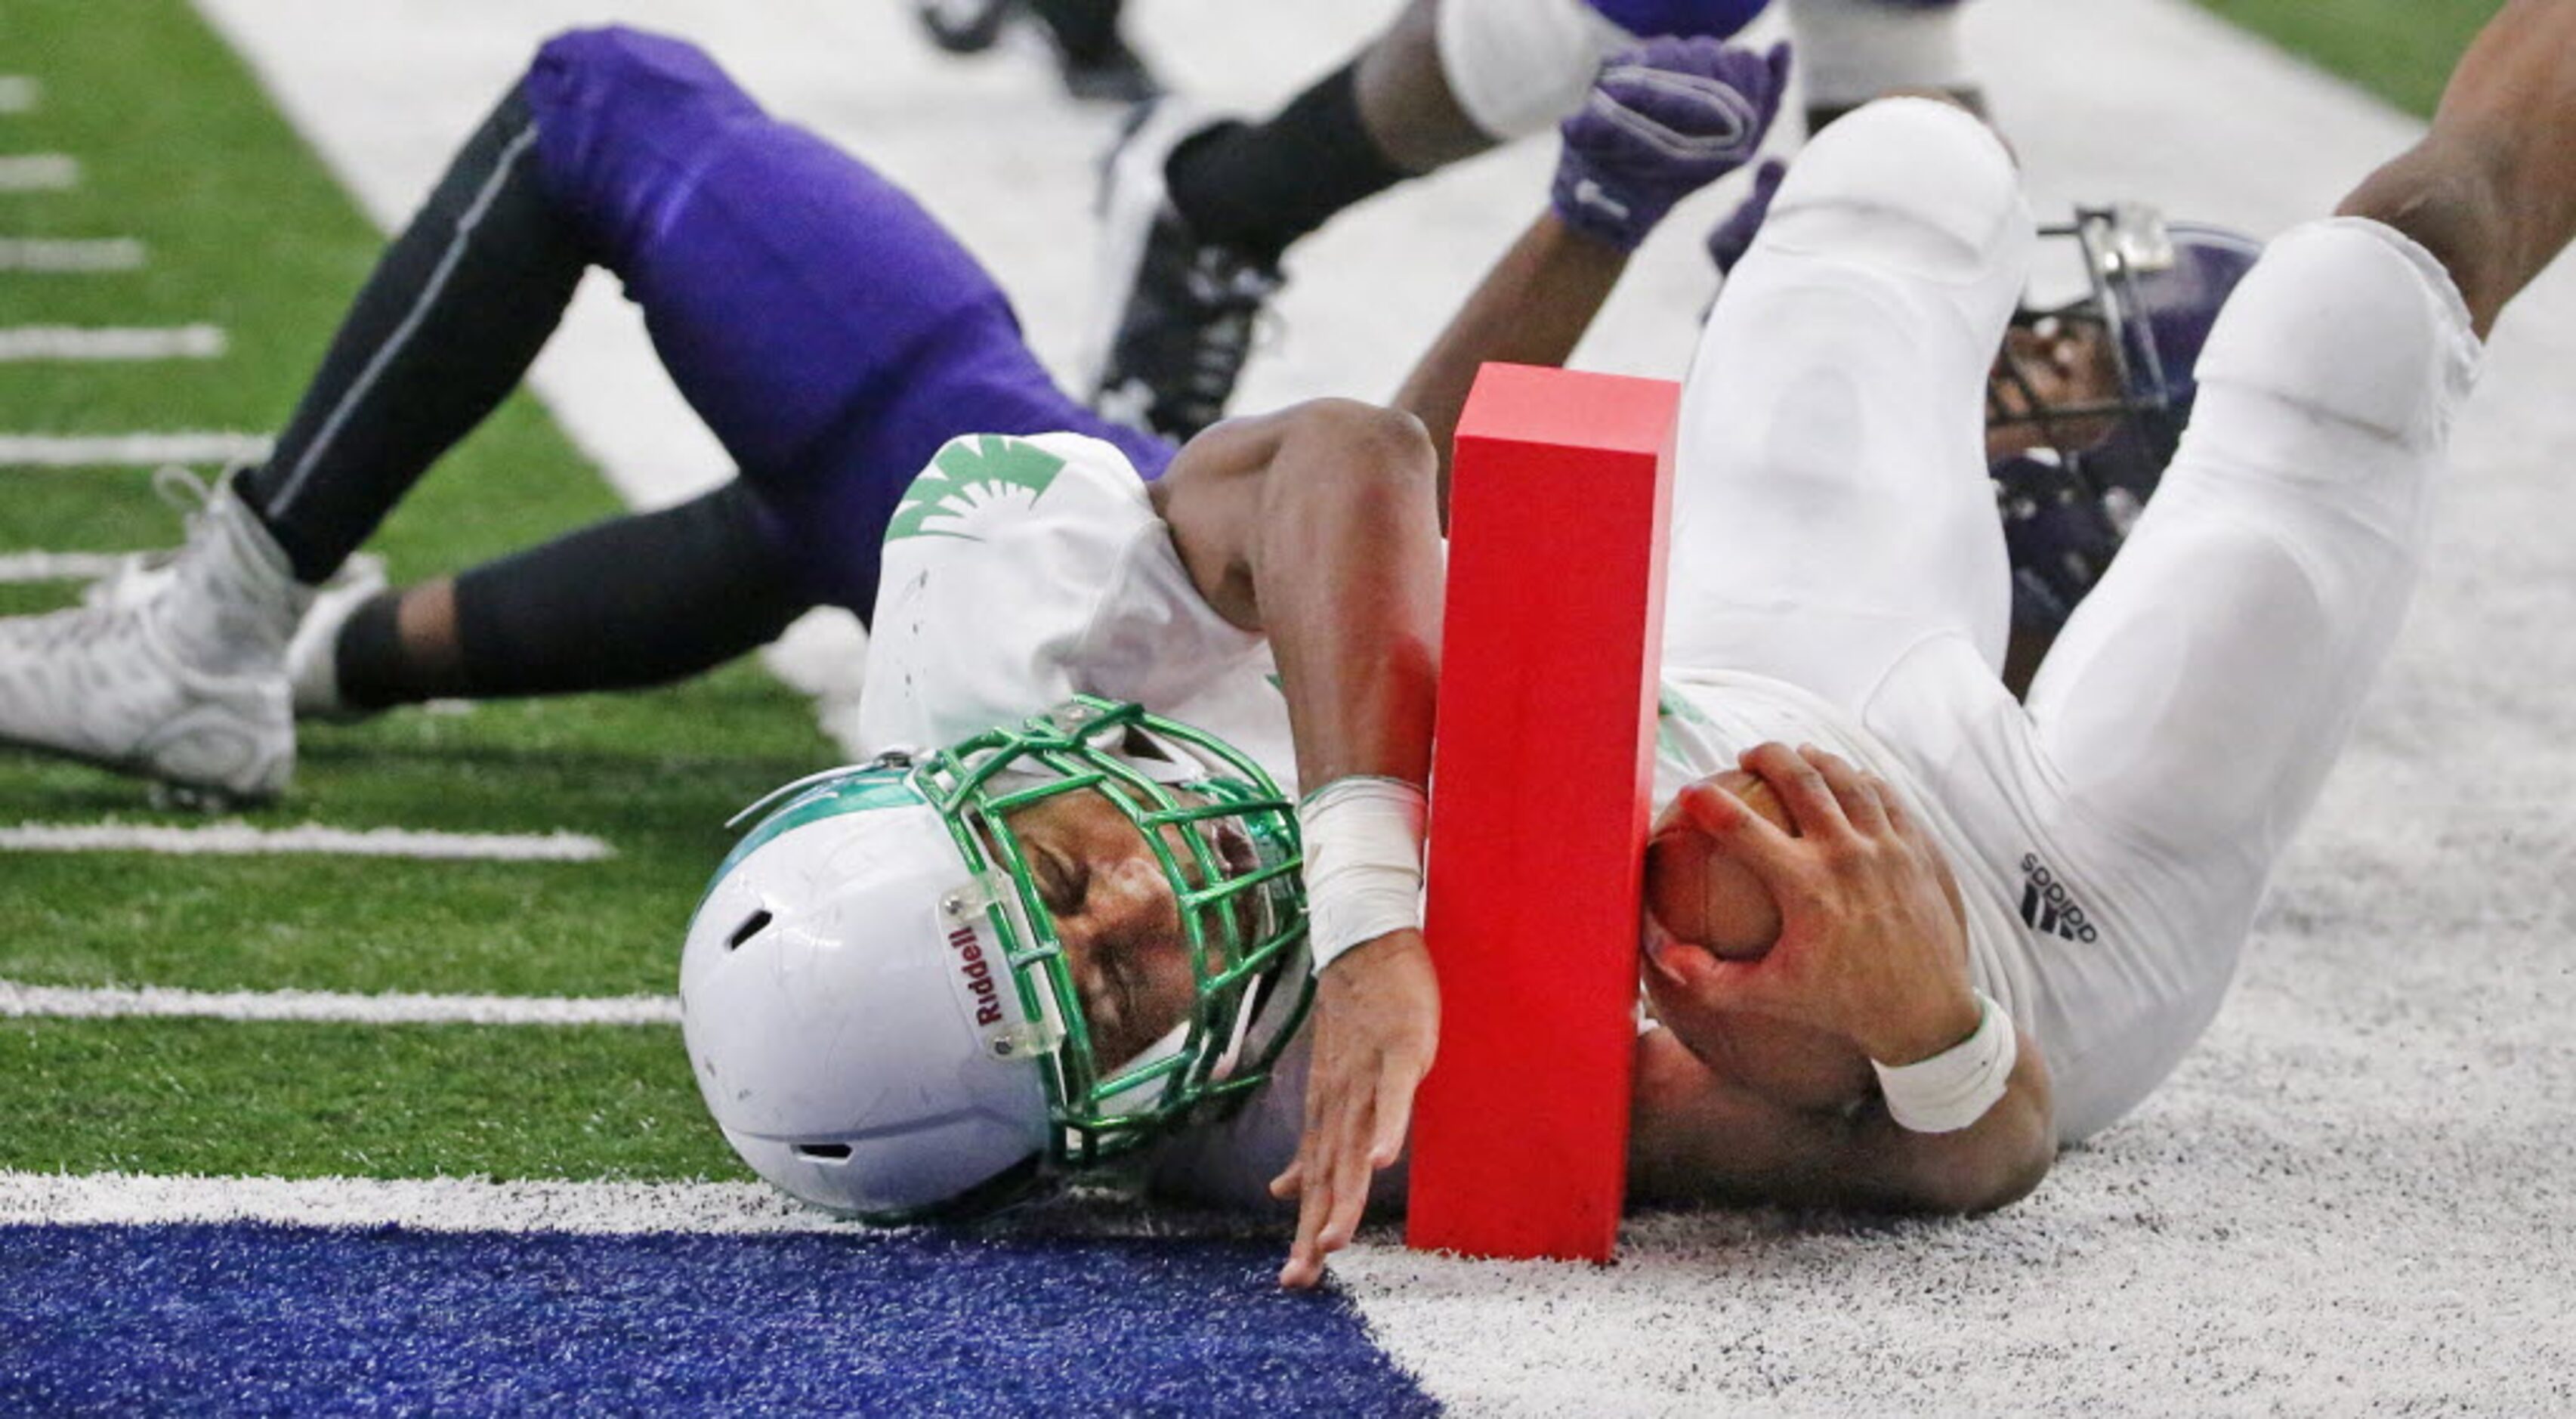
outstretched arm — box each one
[2338,0,2576,337]
[1391,37,1791,514]
[1152,399,1446,1289]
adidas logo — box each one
[2018,852,2099,943]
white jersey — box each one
[857,431,1299,791]
[856,100,2482,1201]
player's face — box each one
[999,787,1253,1069]
[1985,317,2122,461]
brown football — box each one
[1644,768,1794,961]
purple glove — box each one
[1704,156,1786,274]
[1586,0,1774,39]
[1552,38,1792,253]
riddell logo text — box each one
[2018,853,2099,942]
[947,924,1005,1026]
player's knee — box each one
[2193,218,2476,449]
[1758,96,2025,283]
[530,26,734,98]
[520,26,767,257]
[524,28,761,175]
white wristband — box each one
[1870,991,2017,1134]
[1297,776,1427,975]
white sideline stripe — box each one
[0,431,272,467]
[0,237,147,272]
[0,324,225,361]
[0,821,613,860]
[0,1172,842,1235]
[0,980,676,1026]
[0,77,37,113]
[0,154,79,190]
[0,550,125,583]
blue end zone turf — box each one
[0,1223,1437,1414]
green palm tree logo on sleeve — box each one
[885,434,1069,543]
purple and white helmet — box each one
[1993,204,2262,634]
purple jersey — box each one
[520,27,1175,616]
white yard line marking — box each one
[0,1172,842,1235]
[0,77,38,113]
[0,431,272,467]
[0,324,225,361]
[0,153,79,190]
[0,550,125,583]
[0,821,611,860]
[0,980,674,1026]
[0,237,147,272]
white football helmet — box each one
[681,696,1310,1223]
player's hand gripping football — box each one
[1552,36,1793,253]
[1269,926,1438,1290]
[1654,743,1984,1068]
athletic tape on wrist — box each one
[1297,775,1428,975]
[1870,991,2015,1133]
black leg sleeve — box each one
[446,482,808,700]
[1162,60,1408,261]
[237,87,588,583]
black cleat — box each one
[1052,32,1163,105]
[1083,102,1283,442]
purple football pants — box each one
[521,27,1175,614]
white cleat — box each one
[82,464,383,725]
[0,478,312,806]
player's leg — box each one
[300,26,1180,714]
[1661,96,2031,712]
[2024,0,2576,916]
[1089,0,1769,441]
[523,26,1173,620]
[1083,0,1435,442]
[297,483,805,716]
[2016,218,2479,994]
[0,82,585,801]
[2006,0,2569,1030]
[1026,0,1160,104]
[236,88,585,584]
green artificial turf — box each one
[0,1019,739,1180]
[0,0,826,1184]
[2185,0,2498,118]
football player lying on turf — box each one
[682,0,2567,1292]
[0,25,2231,1261]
